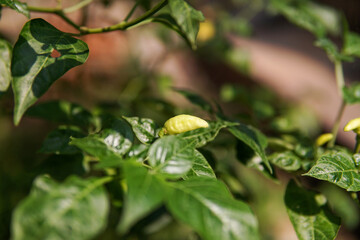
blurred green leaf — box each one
[343,83,360,104]
[0,0,29,18]
[126,144,149,162]
[12,175,110,240]
[228,124,271,173]
[269,151,301,171]
[168,0,205,49]
[123,116,157,144]
[0,39,12,93]
[175,88,213,113]
[285,180,340,240]
[183,149,216,179]
[166,177,260,240]
[11,19,89,125]
[178,121,228,148]
[148,135,194,179]
[117,161,165,234]
[315,38,352,62]
[304,152,360,191]
[343,31,360,58]
[26,100,94,127]
[40,126,85,155]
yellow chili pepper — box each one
[159,114,209,137]
[344,117,360,134]
[315,133,334,147]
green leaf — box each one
[228,124,272,173]
[26,100,94,127]
[12,175,110,240]
[174,88,213,113]
[0,39,12,93]
[183,149,216,179]
[0,0,29,18]
[304,152,360,191]
[11,18,89,125]
[148,135,195,179]
[315,38,352,62]
[343,83,360,104]
[123,116,157,144]
[166,177,260,240]
[126,144,149,162]
[177,121,227,148]
[39,126,85,155]
[269,151,302,171]
[285,180,340,240]
[117,161,165,234]
[168,0,205,49]
[71,127,133,161]
[343,31,360,58]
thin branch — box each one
[327,101,346,148]
[64,0,94,14]
[124,1,140,22]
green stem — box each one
[355,135,360,153]
[124,1,140,22]
[63,0,94,13]
[327,101,346,148]
[79,0,168,34]
[335,60,345,97]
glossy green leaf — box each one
[39,126,85,155]
[11,19,89,125]
[285,180,340,240]
[0,39,12,93]
[168,0,205,49]
[126,144,149,162]
[304,152,360,191]
[123,116,157,144]
[343,31,360,58]
[12,175,110,240]
[178,121,227,148]
[117,161,165,234]
[148,135,194,179]
[0,0,29,18]
[270,151,302,171]
[166,177,260,240]
[71,126,133,161]
[175,88,213,113]
[228,124,271,173]
[343,83,360,104]
[26,100,94,127]
[183,149,216,179]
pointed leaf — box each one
[304,152,360,191]
[178,121,227,148]
[117,161,165,234]
[166,177,260,240]
[12,175,110,240]
[0,39,12,93]
[123,116,157,144]
[11,19,89,125]
[183,149,216,179]
[228,124,271,173]
[148,135,194,179]
[285,180,340,240]
[168,0,205,49]
[0,0,29,18]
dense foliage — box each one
[1,0,360,239]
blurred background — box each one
[1,0,360,239]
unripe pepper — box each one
[159,114,209,137]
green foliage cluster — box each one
[1,0,360,239]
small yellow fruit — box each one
[197,20,215,42]
[160,114,209,136]
[315,133,334,146]
[344,118,360,133]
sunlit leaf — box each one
[304,152,360,191]
[285,180,340,240]
[117,161,165,234]
[11,19,89,125]
[183,149,216,179]
[148,135,195,179]
[123,116,157,144]
[0,0,29,18]
[269,151,301,171]
[0,39,12,93]
[167,177,260,240]
[12,175,110,240]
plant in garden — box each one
[1,0,360,239]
